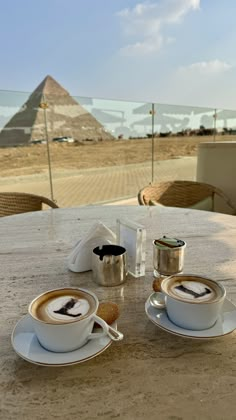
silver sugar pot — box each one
[153,236,186,277]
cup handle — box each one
[88,315,124,342]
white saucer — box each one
[11,315,116,366]
[145,296,236,339]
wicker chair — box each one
[0,192,59,217]
[138,181,236,214]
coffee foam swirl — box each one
[46,296,90,322]
[171,281,215,302]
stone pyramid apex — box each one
[34,75,69,96]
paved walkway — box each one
[0,157,197,207]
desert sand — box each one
[0,135,232,178]
[0,135,233,206]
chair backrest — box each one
[0,192,59,217]
[138,180,236,213]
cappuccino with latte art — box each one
[166,278,220,303]
[30,289,95,324]
[159,275,226,330]
[28,287,109,352]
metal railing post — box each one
[40,96,54,201]
[151,103,155,183]
[213,109,217,142]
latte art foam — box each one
[30,288,96,324]
[171,281,215,302]
[46,296,90,322]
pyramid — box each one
[0,75,113,146]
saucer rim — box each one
[11,314,116,366]
[145,296,236,339]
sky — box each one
[1,0,236,110]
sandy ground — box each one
[0,135,233,206]
[0,135,230,178]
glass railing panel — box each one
[0,89,51,200]
[215,108,236,141]
[44,94,153,207]
[2,85,236,209]
[151,103,216,183]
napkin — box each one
[67,221,116,273]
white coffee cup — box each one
[28,287,123,352]
[152,274,226,330]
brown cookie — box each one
[152,277,163,292]
[95,302,120,327]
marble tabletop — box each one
[1,205,236,420]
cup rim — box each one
[28,287,98,325]
[161,274,226,305]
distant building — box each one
[0,75,113,146]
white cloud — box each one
[117,0,200,56]
[179,60,233,74]
[120,36,164,56]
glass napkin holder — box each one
[116,218,146,277]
